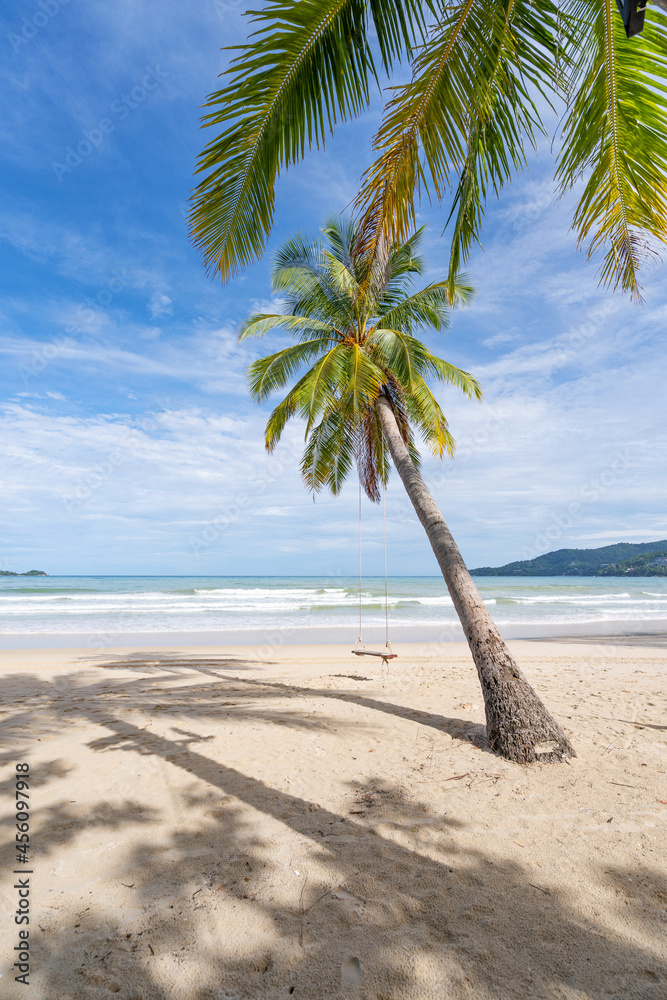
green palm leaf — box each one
[301,411,356,493]
[242,214,480,497]
[404,379,456,457]
[368,327,423,385]
[190,0,434,282]
[240,313,335,339]
[339,344,387,420]
[444,0,557,294]
[557,0,667,298]
[263,344,346,448]
[375,283,453,333]
[425,355,482,399]
[193,0,667,299]
[248,338,336,399]
[355,0,560,278]
[272,231,359,326]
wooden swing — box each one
[352,477,398,666]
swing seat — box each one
[351,648,398,660]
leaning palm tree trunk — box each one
[376,393,575,763]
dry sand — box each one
[0,639,665,999]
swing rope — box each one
[382,476,390,649]
[353,453,396,662]
[357,478,363,648]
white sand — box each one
[1,640,665,999]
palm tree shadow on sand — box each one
[88,650,491,752]
[1,658,665,999]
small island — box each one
[0,570,48,576]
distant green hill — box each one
[0,570,47,577]
[598,551,667,576]
[471,540,667,576]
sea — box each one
[1,575,666,648]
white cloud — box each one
[0,319,253,394]
[2,5,667,575]
[0,401,326,571]
[482,330,521,348]
[149,292,173,318]
[248,296,288,315]
[584,529,667,540]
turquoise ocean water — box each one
[0,575,665,637]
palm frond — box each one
[265,388,302,452]
[239,313,336,340]
[263,344,346,449]
[301,410,356,494]
[339,344,387,421]
[384,226,427,278]
[189,0,375,282]
[356,406,394,500]
[300,344,350,433]
[557,0,667,298]
[189,0,438,282]
[375,283,452,333]
[384,376,414,445]
[368,327,422,386]
[246,216,479,496]
[322,214,358,273]
[404,379,456,457]
[425,355,482,399]
[381,379,423,472]
[323,250,362,304]
[248,339,337,400]
[273,231,358,326]
[363,225,427,304]
[367,0,438,69]
[355,0,561,278]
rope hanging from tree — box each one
[352,473,397,666]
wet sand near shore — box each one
[537,633,667,648]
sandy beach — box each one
[1,639,665,999]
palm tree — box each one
[240,216,575,763]
[190,0,667,300]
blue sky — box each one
[1,0,666,576]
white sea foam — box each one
[0,576,665,634]
[509,593,633,603]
